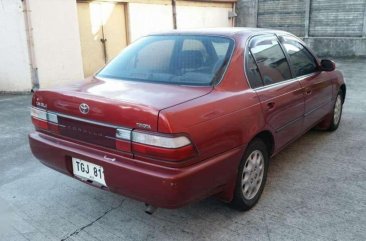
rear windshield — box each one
[97,35,234,86]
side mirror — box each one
[320,59,335,72]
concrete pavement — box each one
[0,58,365,241]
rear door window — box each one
[246,52,263,88]
[280,36,318,77]
[248,35,292,86]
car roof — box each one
[148,27,292,38]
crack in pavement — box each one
[60,199,125,241]
[263,211,271,241]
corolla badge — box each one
[136,123,151,130]
[79,103,90,114]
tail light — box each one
[30,106,195,162]
[116,128,195,161]
[31,107,59,132]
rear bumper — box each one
[29,131,243,208]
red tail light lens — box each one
[30,107,59,132]
[131,131,191,148]
[31,117,48,129]
[132,142,195,161]
[131,131,195,161]
[115,129,195,161]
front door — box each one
[279,35,333,129]
[77,1,128,77]
[247,35,305,150]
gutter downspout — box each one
[232,2,236,27]
[172,0,177,29]
[22,0,39,91]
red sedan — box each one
[29,28,346,212]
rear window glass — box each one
[97,35,234,86]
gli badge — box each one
[79,103,90,114]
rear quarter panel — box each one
[159,89,264,162]
[158,35,266,164]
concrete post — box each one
[363,1,366,37]
[255,0,258,27]
[304,0,311,38]
[235,0,258,27]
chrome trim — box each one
[254,78,301,91]
[103,155,116,162]
[52,111,132,131]
[79,103,90,115]
[248,71,319,91]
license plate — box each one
[72,158,107,186]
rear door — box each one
[246,35,305,150]
[279,35,333,129]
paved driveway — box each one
[0,58,365,241]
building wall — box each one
[128,3,174,42]
[176,4,233,29]
[128,2,234,41]
[1,0,235,91]
[0,0,32,92]
[236,0,366,57]
[309,0,365,37]
[256,0,306,37]
[28,0,84,89]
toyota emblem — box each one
[79,103,89,114]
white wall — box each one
[0,1,233,92]
[176,5,233,29]
[0,0,32,92]
[128,3,174,41]
[28,0,84,89]
[128,2,233,41]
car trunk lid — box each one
[32,77,212,151]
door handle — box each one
[267,102,275,110]
[305,88,312,95]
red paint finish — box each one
[255,79,304,150]
[29,28,346,208]
[299,72,334,129]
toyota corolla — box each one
[29,28,346,212]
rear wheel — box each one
[230,138,269,211]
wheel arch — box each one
[216,129,275,203]
[340,84,346,103]
[251,130,275,156]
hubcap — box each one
[333,95,342,125]
[241,150,264,200]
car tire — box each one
[327,90,344,131]
[230,138,269,211]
